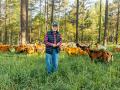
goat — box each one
[85,48,113,63]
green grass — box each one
[0,52,120,90]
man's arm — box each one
[44,34,53,46]
[57,34,62,46]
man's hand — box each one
[56,42,60,46]
[53,44,57,47]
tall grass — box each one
[0,52,120,90]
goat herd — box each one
[62,42,114,63]
[0,42,120,63]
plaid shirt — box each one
[44,31,62,47]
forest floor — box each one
[0,51,120,90]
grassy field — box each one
[0,51,120,90]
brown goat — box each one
[85,48,113,63]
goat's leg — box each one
[90,58,94,63]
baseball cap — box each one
[52,21,59,26]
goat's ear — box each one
[76,43,79,46]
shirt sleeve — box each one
[57,34,62,46]
[44,34,53,46]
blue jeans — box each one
[46,49,59,74]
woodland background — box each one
[0,0,119,46]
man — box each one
[44,21,62,74]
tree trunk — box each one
[39,0,42,41]
[98,0,102,43]
[8,0,11,44]
[45,0,48,32]
[76,0,79,44]
[103,0,108,46]
[29,0,33,43]
[58,0,61,22]
[115,1,120,44]
[81,29,84,42]
[47,0,48,30]
[25,0,28,44]
[4,0,8,44]
[0,0,1,43]
[51,0,54,24]
[20,0,28,45]
[45,0,47,33]
[64,8,67,41]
